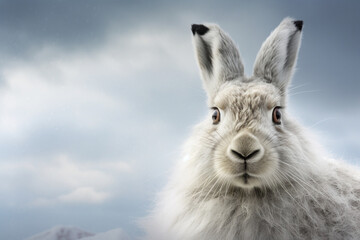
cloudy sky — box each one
[1,1,359,239]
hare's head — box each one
[191,18,303,189]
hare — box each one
[142,18,360,240]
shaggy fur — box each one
[142,18,360,240]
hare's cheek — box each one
[248,155,279,177]
[253,148,281,184]
[213,156,240,177]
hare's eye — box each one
[212,108,221,124]
[272,107,282,125]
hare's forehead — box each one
[214,83,280,111]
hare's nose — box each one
[231,149,260,161]
[227,132,264,163]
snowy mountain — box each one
[26,226,94,240]
[26,226,130,240]
[80,228,129,240]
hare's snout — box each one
[227,131,264,164]
[218,131,269,188]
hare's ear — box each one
[253,18,303,94]
[191,24,244,99]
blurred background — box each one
[1,0,359,239]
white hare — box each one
[143,18,360,240]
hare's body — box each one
[143,18,360,239]
[145,123,360,239]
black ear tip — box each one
[191,24,209,36]
[191,24,196,35]
[293,20,303,31]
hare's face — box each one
[210,82,283,188]
[191,18,303,189]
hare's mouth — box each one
[241,172,258,182]
[235,173,257,185]
[226,172,263,188]
[242,173,250,184]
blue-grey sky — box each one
[1,1,359,239]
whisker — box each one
[288,89,320,97]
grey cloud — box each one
[0,0,165,61]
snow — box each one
[26,226,130,240]
[81,228,130,240]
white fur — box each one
[142,18,360,240]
